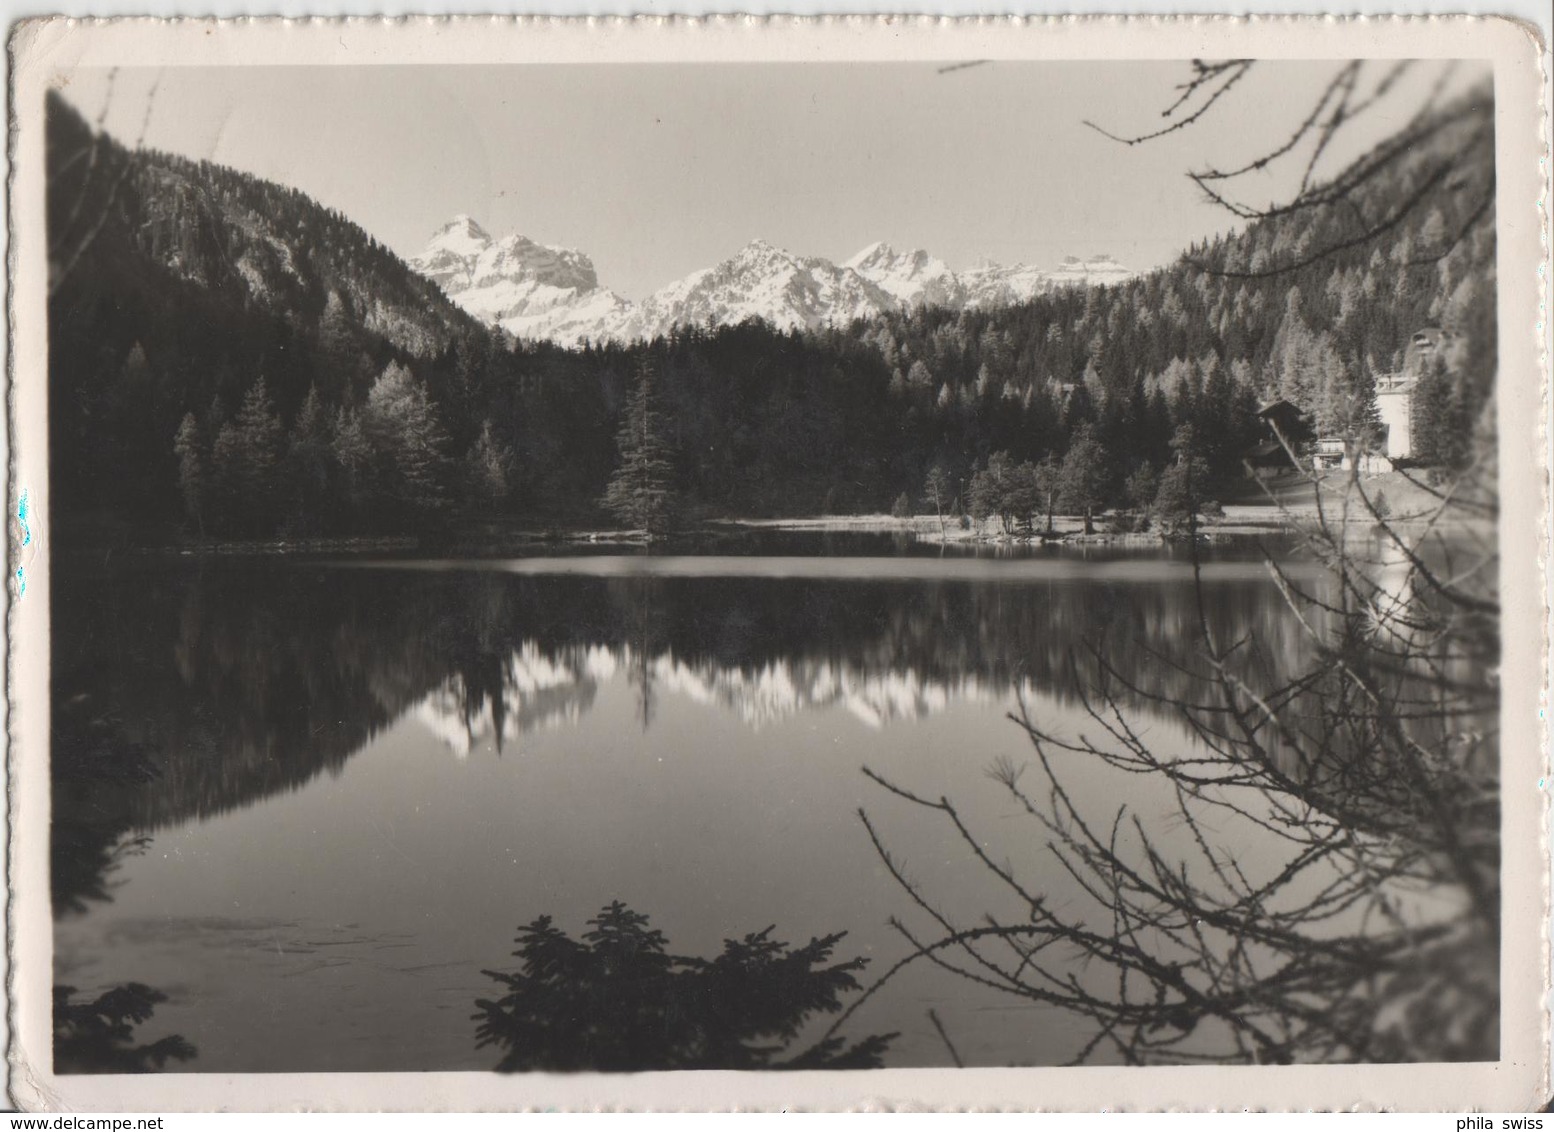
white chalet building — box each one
[1311,329,1441,473]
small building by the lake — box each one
[1374,370,1416,461]
[1311,434,1390,475]
[1310,328,1442,471]
[1241,399,1309,479]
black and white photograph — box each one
[5,16,1547,1112]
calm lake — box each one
[51,533,1471,1071]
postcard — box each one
[5,15,1548,1111]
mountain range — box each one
[411,216,1135,346]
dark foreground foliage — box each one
[54,983,196,1074]
[473,902,895,1071]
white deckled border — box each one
[5,13,1549,1113]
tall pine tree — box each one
[601,364,678,538]
[362,361,452,525]
[173,412,206,534]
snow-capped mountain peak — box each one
[1050,253,1136,283]
[606,238,898,342]
[412,215,494,292]
[473,233,600,293]
[844,242,959,306]
[842,240,892,267]
[411,215,1134,347]
[724,238,798,274]
[425,215,492,263]
[410,221,630,343]
[844,241,944,277]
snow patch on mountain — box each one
[1048,254,1136,284]
[957,260,1057,307]
[413,215,493,292]
[843,244,1136,310]
[842,242,962,308]
[411,217,1136,347]
[410,218,631,346]
[612,239,898,341]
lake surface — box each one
[50,533,1487,1072]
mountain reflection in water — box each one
[55,554,1320,835]
[49,541,1494,1072]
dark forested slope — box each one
[46,77,1496,538]
[47,90,532,532]
[842,76,1496,481]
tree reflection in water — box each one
[53,539,1470,1069]
[51,681,159,916]
[848,481,1499,1065]
[51,685,198,1073]
[53,983,197,1074]
[473,901,895,1071]
[53,556,1317,841]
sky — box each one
[60,61,1485,300]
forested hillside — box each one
[843,76,1496,484]
[47,77,1496,540]
[47,90,531,533]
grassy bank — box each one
[64,467,1483,559]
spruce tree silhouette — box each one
[54,983,197,1074]
[474,901,896,1071]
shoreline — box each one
[99,511,1298,558]
[72,471,1485,559]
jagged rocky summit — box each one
[410,215,634,344]
[411,218,1136,347]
